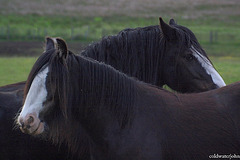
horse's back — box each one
[0,81,25,92]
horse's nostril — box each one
[27,116,34,124]
[20,122,25,128]
[26,125,31,129]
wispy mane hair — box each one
[81,25,165,86]
[48,50,136,126]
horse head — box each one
[17,37,61,135]
[159,17,225,93]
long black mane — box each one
[48,50,136,125]
[82,25,164,86]
[81,23,210,87]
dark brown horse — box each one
[17,38,240,160]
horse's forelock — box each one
[172,24,211,62]
[173,25,203,52]
[48,52,71,119]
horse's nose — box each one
[18,114,37,132]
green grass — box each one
[0,14,158,42]
[0,14,240,56]
[0,56,239,87]
[0,57,37,86]
[211,56,240,85]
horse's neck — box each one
[82,27,164,87]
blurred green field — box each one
[0,57,37,86]
[211,56,240,85]
[0,56,239,87]
[0,14,239,87]
[0,15,240,57]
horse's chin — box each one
[31,122,45,135]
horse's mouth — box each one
[30,121,45,135]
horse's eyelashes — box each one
[185,54,194,61]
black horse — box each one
[0,81,25,92]
[17,38,240,160]
[82,17,225,92]
[3,18,226,159]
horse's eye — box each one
[185,54,194,61]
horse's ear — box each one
[159,17,177,42]
[169,19,176,25]
[56,38,68,58]
[45,37,56,51]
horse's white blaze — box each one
[190,46,226,88]
[19,67,48,119]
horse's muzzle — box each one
[18,113,44,135]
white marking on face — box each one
[19,67,49,119]
[190,46,226,88]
